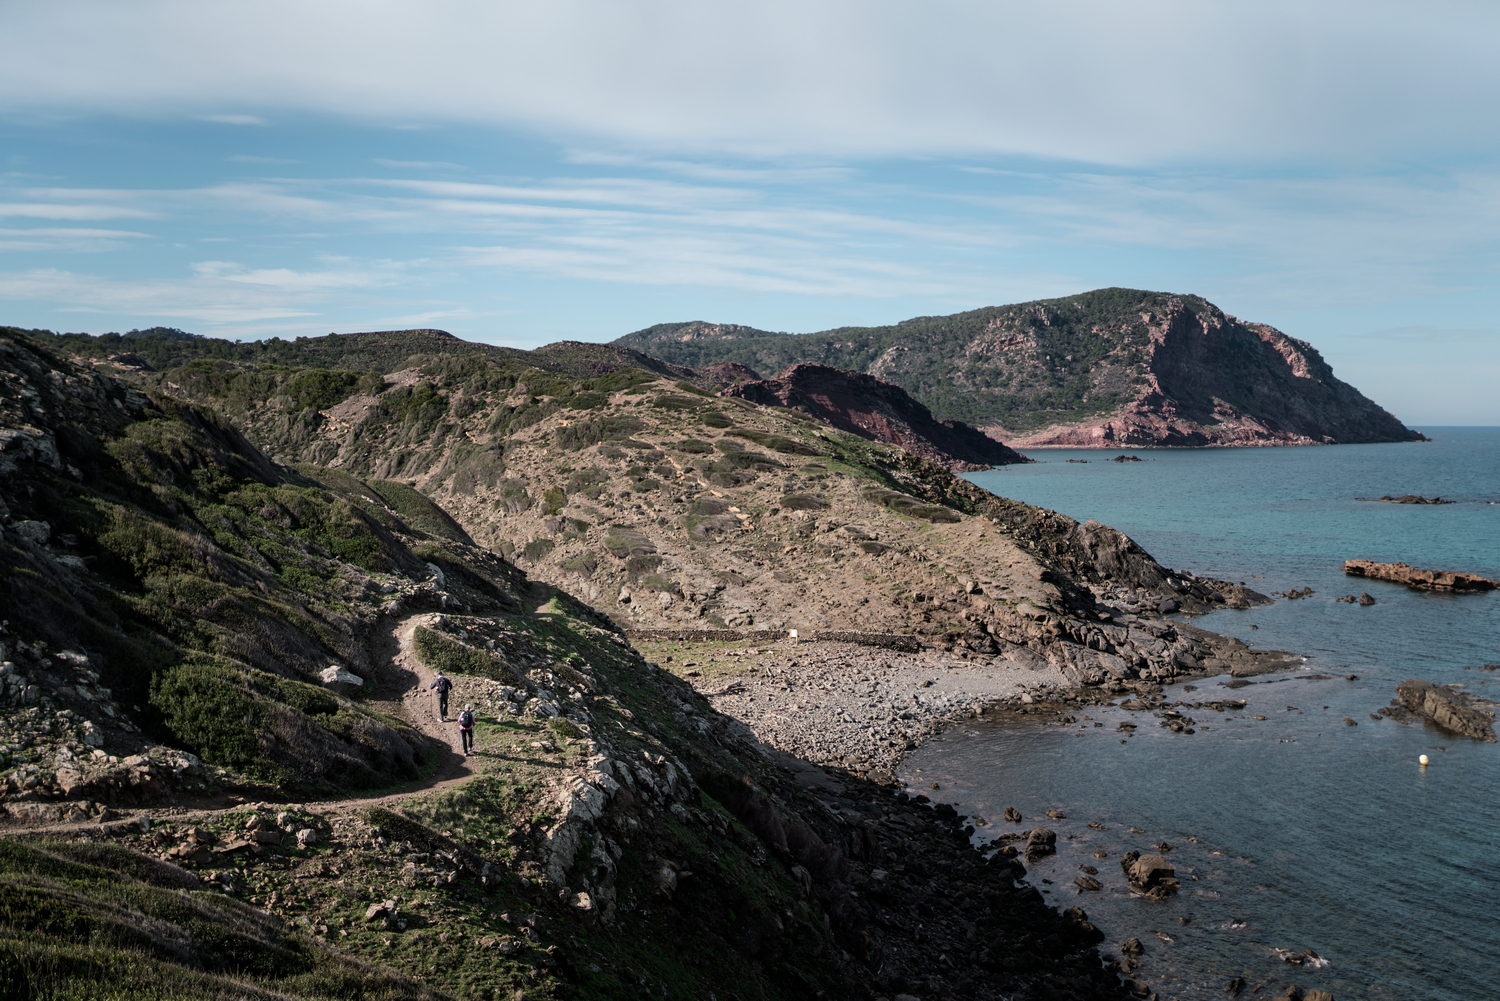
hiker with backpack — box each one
[429,672,452,721]
[458,704,476,756]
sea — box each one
[899,427,1500,1000]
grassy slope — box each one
[0,333,518,794]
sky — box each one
[1,1,1497,424]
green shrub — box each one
[701,412,732,429]
[730,429,823,455]
[862,487,963,523]
[555,416,644,450]
[547,718,583,740]
[672,439,714,454]
[779,493,828,511]
[565,391,607,410]
[412,627,518,683]
[651,394,704,411]
[541,486,566,516]
[560,553,598,576]
[522,539,555,562]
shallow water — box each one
[899,429,1500,999]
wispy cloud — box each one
[197,114,267,126]
[0,226,152,252]
[0,258,414,326]
[374,159,466,170]
[228,154,298,164]
[0,203,154,220]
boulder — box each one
[1003,806,1022,823]
[365,899,402,930]
[1025,826,1056,861]
[10,521,50,545]
[1396,679,1497,741]
[318,666,364,695]
[1073,875,1102,891]
[252,830,282,846]
[295,828,317,848]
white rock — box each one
[318,666,364,691]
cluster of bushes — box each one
[555,415,646,451]
[150,654,426,790]
[729,428,823,455]
[412,627,519,685]
[861,486,963,523]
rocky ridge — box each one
[614,287,1427,448]
[723,362,1030,471]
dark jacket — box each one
[430,676,452,694]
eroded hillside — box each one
[138,347,1289,703]
[0,331,1144,1000]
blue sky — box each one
[2,1,1498,423]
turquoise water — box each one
[901,429,1500,1000]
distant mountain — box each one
[614,289,1428,447]
[724,363,1029,471]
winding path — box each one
[4,614,491,836]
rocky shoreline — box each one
[660,616,1294,783]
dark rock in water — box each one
[1127,854,1179,897]
[1304,990,1335,1001]
[1346,673,1360,680]
[1078,864,1099,875]
[1112,454,1143,463]
[1344,559,1498,592]
[1221,678,1251,689]
[1153,841,1173,852]
[1396,679,1497,741]
[1045,809,1067,820]
[1357,493,1454,504]
[1003,806,1022,823]
[1073,875,1102,891]
[1358,592,1376,605]
[1025,826,1057,860]
[1344,716,1358,726]
[1120,936,1145,957]
[1224,976,1247,996]
[1370,713,1383,721]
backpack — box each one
[458,711,475,729]
[434,676,451,694]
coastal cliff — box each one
[614,288,1428,448]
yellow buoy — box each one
[1419,754,1430,766]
